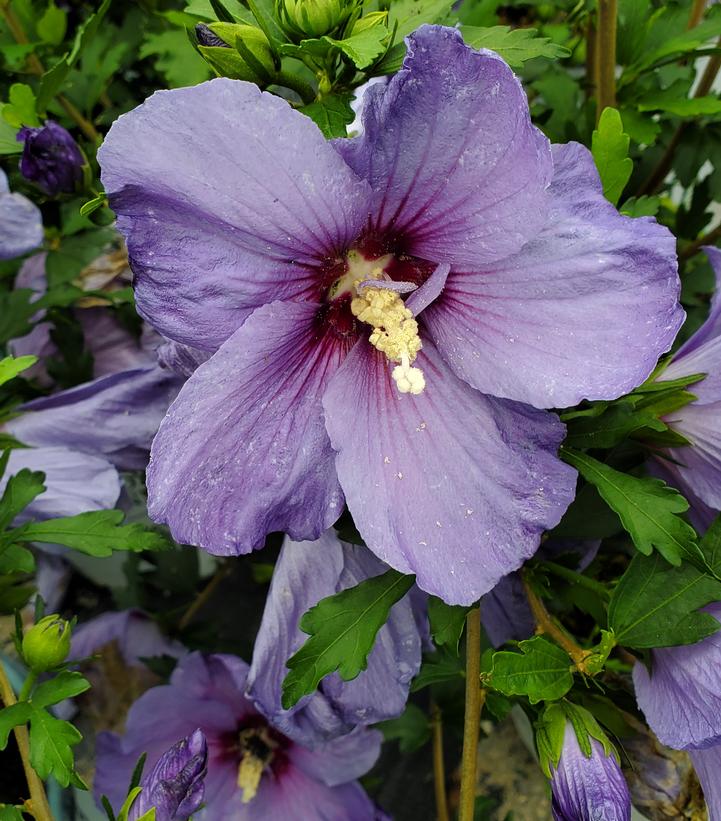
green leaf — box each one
[564,402,667,449]
[0,703,32,748]
[79,194,108,217]
[378,703,431,753]
[27,706,84,787]
[0,806,25,821]
[411,646,464,691]
[301,93,354,138]
[37,0,112,112]
[324,26,389,69]
[609,550,721,649]
[139,30,211,88]
[0,544,35,574]
[626,14,721,75]
[0,470,46,531]
[591,108,633,206]
[427,596,470,652]
[639,89,721,117]
[0,111,21,155]
[281,569,415,709]
[32,671,90,708]
[37,2,68,45]
[621,195,660,217]
[487,636,574,704]
[0,290,42,345]
[12,510,172,556]
[0,355,38,387]
[2,84,41,128]
[389,0,452,40]
[562,449,700,568]
[461,25,570,67]
[44,226,116,287]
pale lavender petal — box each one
[648,457,717,534]
[659,402,721,510]
[288,726,382,786]
[156,341,211,378]
[482,573,534,648]
[405,263,450,316]
[336,26,552,268]
[229,767,379,821]
[633,602,721,750]
[99,78,371,350]
[2,446,120,522]
[247,532,421,746]
[34,554,71,612]
[70,609,185,667]
[0,169,43,260]
[7,365,182,471]
[76,309,159,377]
[322,336,576,605]
[668,246,721,363]
[690,745,721,819]
[550,724,630,821]
[147,301,347,555]
[422,142,682,409]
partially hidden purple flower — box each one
[247,531,422,746]
[652,246,721,518]
[633,601,721,751]
[690,745,721,819]
[99,25,682,605]
[70,609,186,668]
[550,722,631,821]
[94,652,383,820]
[0,168,43,259]
[17,121,85,196]
[129,729,207,821]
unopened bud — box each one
[22,614,72,672]
[196,23,275,82]
[277,0,358,39]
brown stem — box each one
[680,222,721,261]
[688,0,709,29]
[178,562,230,631]
[458,606,484,821]
[522,574,592,673]
[0,662,53,821]
[596,0,618,121]
[431,703,450,821]
[0,1,100,142]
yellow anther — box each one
[237,754,264,804]
[351,285,425,395]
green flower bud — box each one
[22,614,72,672]
[196,23,276,82]
[277,0,358,39]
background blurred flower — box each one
[0,168,43,259]
[95,652,383,820]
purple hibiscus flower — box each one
[247,530,422,746]
[95,652,383,820]
[129,729,207,821]
[17,121,85,196]
[550,722,631,821]
[690,746,721,819]
[99,25,682,604]
[652,246,721,519]
[633,601,721,751]
[0,168,43,259]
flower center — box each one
[330,249,425,395]
[236,727,278,804]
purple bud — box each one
[129,729,207,821]
[195,23,229,48]
[551,723,631,821]
[17,121,85,196]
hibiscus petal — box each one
[147,301,349,555]
[247,532,421,746]
[3,446,120,523]
[422,142,683,409]
[289,727,382,786]
[669,246,721,362]
[7,366,181,471]
[322,336,576,604]
[99,78,371,349]
[633,602,721,750]
[335,26,551,268]
[0,170,43,260]
[690,746,721,819]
